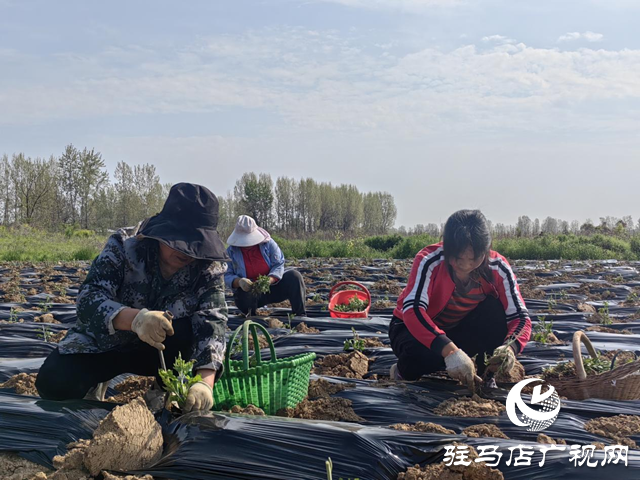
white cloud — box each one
[558,31,604,42]
[482,35,515,44]
[1,27,640,138]
[312,0,463,12]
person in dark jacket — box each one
[389,210,531,389]
[36,183,229,413]
[225,215,306,317]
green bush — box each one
[364,234,403,252]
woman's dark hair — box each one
[443,210,492,279]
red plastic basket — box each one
[328,281,371,319]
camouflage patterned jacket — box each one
[58,224,228,373]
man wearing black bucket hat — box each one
[36,183,229,413]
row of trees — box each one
[0,146,169,232]
[400,215,638,239]
[217,173,398,238]
[0,147,399,237]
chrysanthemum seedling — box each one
[158,352,203,410]
[334,295,369,313]
[343,327,366,352]
[533,316,554,344]
[251,275,271,296]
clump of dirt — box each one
[48,330,67,343]
[0,373,39,396]
[270,301,291,308]
[585,415,640,448]
[106,376,155,404]
[294,322,320,334]
[397,443,504,480]
[373,299,396,309]
[601,350,637,365]
[390,422,455,435]
[51,397,163,478]
[493,360,525,384]
[578,303,597,313]
[277,397,364,423]
[544,333,565,344]
[102,473,154,480]
[313,351,370,379]
[265,317,285,329]
[247,334,271,351]
[587,326,632,334]
[541,362,577,381]
[462,424,509,439]
[34,313,60,324]
[0,452,52,479]
[434,395,505,418]
[362,337,384,348]
[372,279,403,295]
[537,434,567,445]
[307,378,353,398]
[229,404,266,415]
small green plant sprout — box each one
[312,293,323,303]
[558,289,568,301]
[58,284,67,297]
[343,327,366,352]
[334,295,369,313]
[158,352,203,410]
[37,325,53,342]
[547,294,557,311]
[533,316,554,344]
[626,291,639,304]
[251,275,271,296]
[8,307,20,323]
[325,457,360,480]
[484,338,518,376]
[283,312,295,330]
[597,301,612,326]
[39,297,52,314]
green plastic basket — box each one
[213,320,316,415]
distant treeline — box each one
[1,146,637,245]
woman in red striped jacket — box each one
[389,210,531,390]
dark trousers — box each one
[35,317,193,401]
[234,269,306,316]
[389,296,507,381]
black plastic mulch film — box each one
[1,259,640,479]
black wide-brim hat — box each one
[138,183,229,262]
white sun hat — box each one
[226,215,271,247]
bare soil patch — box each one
[277,397,363,423]
[106,376,155,404]
[307,379,353,398]
[313,351,370,379]
[397,443,503,480]
[0,373,39,396]
[434,395,505,418]
[462,424,508,439]
[390,422,455,435]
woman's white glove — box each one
[238,278,254,292]
[183,381,214,413]
[444,349,482,391]
[487,345,516,373]
[131,309,174,350]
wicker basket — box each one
[548,330,640,401]
[213,320,316,414]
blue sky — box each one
[2,0,639,228]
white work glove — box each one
[131,309,174,350]
[487,345,516,373]
[183,381,214,413]
[238,278,253,292]
[445,349,482,391]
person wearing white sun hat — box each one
[225,215,306,316]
